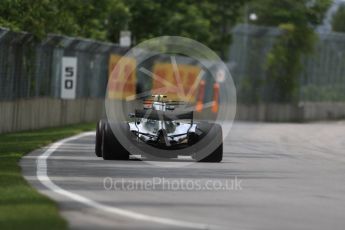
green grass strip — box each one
[0,123,96,230]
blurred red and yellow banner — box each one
[108,54,137,99]
[152,63,201,102]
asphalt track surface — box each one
[21,121,345,230]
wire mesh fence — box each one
[1,25,345,103]
[300,32,345,101]
[0,28,126,101]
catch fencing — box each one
[2,25,345,103]
[0,27,128,101]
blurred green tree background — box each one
[0,0,245,58]
[332,4,345,32]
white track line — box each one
[36,132,210,229]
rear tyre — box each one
[195,123,223,163]
[102,122,130,160]
[95,120,104,157]
[198,143,223,162]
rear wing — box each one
[134,109,193,121]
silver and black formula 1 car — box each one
[95,95,223,162]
